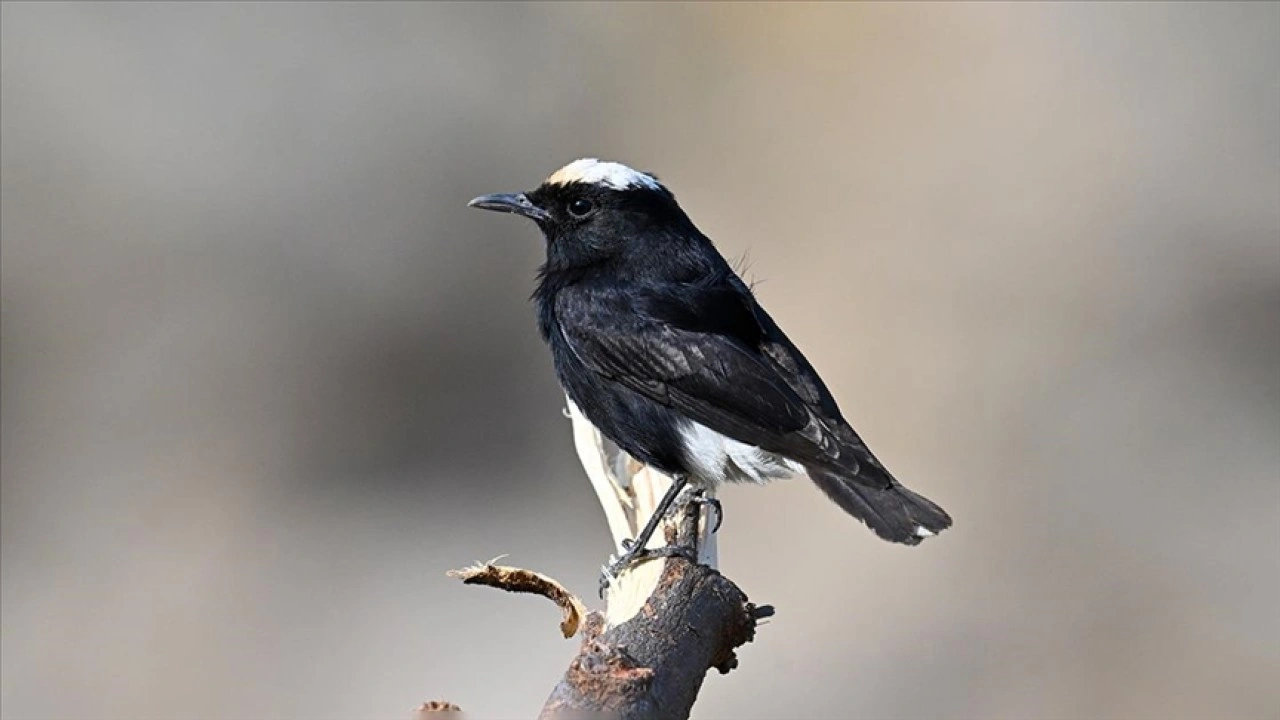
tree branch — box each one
[443,399,769,720]
[539,500,769,720]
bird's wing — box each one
[556,281,887,487]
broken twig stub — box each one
[413,700,463,715]
[447,562,588,639]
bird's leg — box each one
[693,490,723,533]
[599,475,692,595]
[623,474,689,557]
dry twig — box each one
[446,561,588,639]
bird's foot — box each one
[598,542,698,597]
[693,492,724,533]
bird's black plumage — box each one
[470,160,952,545]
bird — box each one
[469,158,951,581]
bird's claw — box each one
[597,542,699,597]
[640,545,699,562]
[694,494,724,533]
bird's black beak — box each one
[467,192,551,222]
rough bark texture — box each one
[538,502,768,720]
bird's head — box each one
[469,159,706,274]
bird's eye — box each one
[568,198,595,218]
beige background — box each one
[2,3,1277,719]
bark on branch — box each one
[538,500,770,720]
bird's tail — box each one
[808,468,953,545]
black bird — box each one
[469,159,951,579]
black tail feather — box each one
[809,469,952,545]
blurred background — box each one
[2,3,1277,719]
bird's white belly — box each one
[678,420,805,486]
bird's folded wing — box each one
[556,283,854,473]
